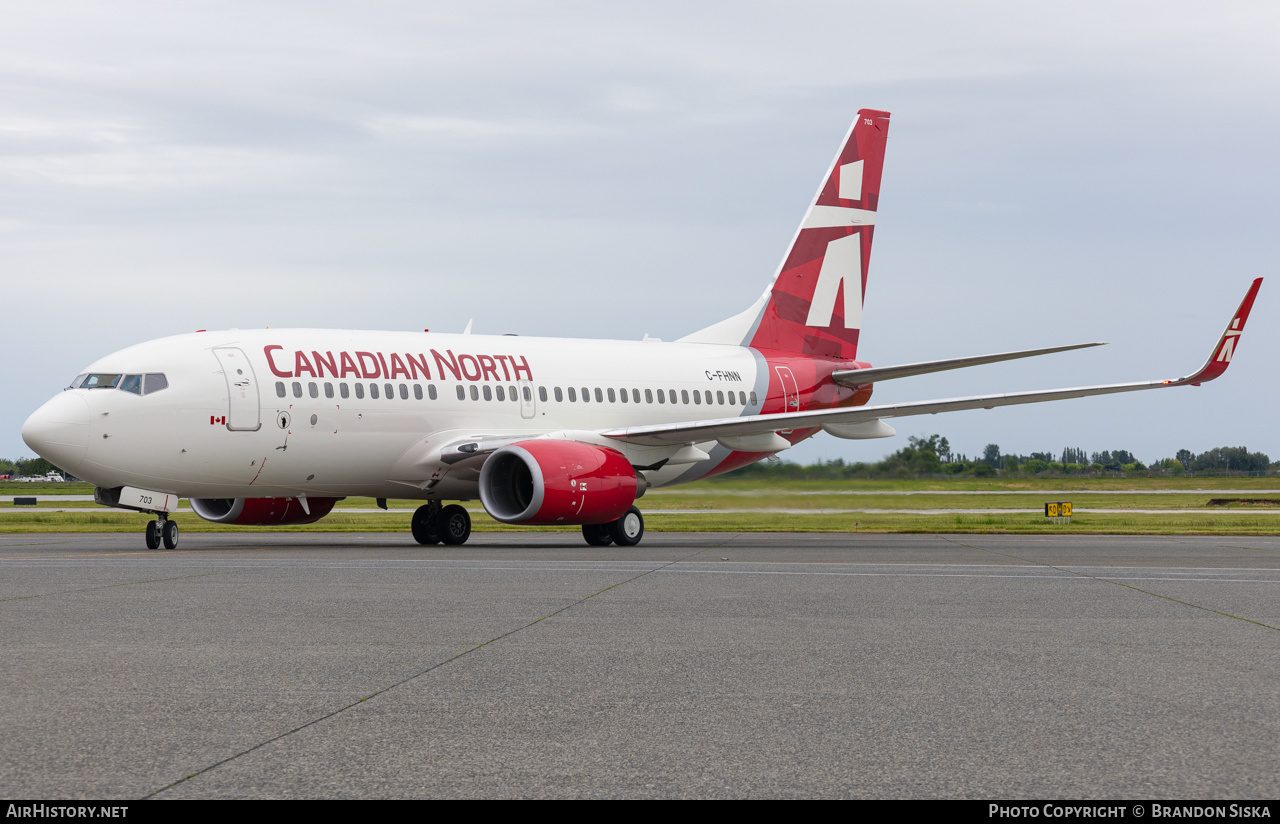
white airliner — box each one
[21,109,1262,550]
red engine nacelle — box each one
[189,496,339,525]
[479,440,639,525]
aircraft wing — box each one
[830,342,1106,387]
[603,278,1262,448]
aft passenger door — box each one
[212,347,262,431]
[774,366,800,412]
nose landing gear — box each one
[145,514,179,550]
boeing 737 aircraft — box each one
[21,109,1262,549]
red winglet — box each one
[1174,277,1263,386]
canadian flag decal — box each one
[210,415,226,426]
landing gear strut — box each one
[145,513,178,550]
[581,506,644,547]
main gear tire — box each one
[582,523,613,546]
[608,506,644,547]
[439,504,472,546]
[411,504,442,545]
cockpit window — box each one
[67,374,87,390]
[118,375,143,395]
[81,374,121,389]
[144,374,168,394]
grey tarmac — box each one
[1,532,1278,799]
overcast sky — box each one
[4,1,1278,467]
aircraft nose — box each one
[22,392,91,474]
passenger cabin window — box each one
[276,381,286,398]
[749,391,757,406]
[325,382,334,399]
[414,384,423,400]
[119,374,143,395]
[632,389,640,403]
[385,383,394,399]
[645,389,653,404]
[508,385,516,401]
[309,382,319,399]
[607,388,616,403]
[523,386,532,402]
[539,386,548,402]
[554,387,563,402]
[693,391,701,404]
[355,383,365,399]
[496,385,505,401]
[399,383,408,400]
[681,390,690,404]
[739,391,746,405]
[370,383,380,399]
[292,381,303,398]
[618,388,627,403]
[82,374,121,389]
[428,385,437,400]
[727,391,736,406]
[483,385,493,401]
[716,391,724,405]
[456,385,465,400]
[340,383,350,399]
[568,387,577,402]
[470,385,479,401]
[656,389,664,404]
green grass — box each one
[3,508,1280,536]
[4,477,1280,535]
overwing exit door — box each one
[212,347,262,431]
[519,379,536,420]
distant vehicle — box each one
[21,109,1262,551]
[12,472,66,483]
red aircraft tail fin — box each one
[682,110,891,359]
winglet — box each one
[1172,277,1263,386]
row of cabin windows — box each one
[277,381,437,401]
[276,381,759,408]
[551,386,754,407]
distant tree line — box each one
[0,457,60,478]
[715,436,1276,480]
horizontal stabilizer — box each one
[831,342,1106,387]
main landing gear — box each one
[412,502,471,546]
[582,506,644,547]
[145,514,178,550]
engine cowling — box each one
[189,497,339,525]
[479,440,639,525]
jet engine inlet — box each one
[479,440,638,525]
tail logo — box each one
[803,235,863,329]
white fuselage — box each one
[31,328,777,500]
